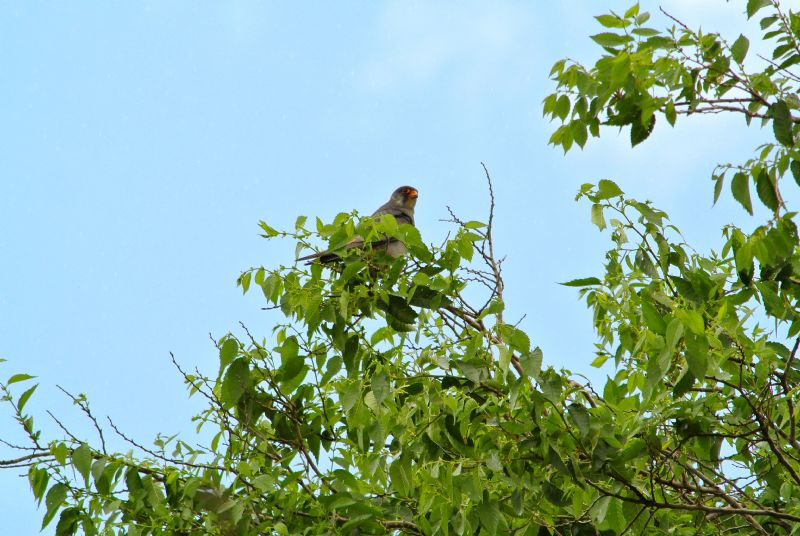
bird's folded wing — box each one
[297,210,413,264]
[296,236,365,263]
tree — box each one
[4,1,800,534]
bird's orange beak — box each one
[406,188,418,199]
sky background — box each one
[0,1,780,532]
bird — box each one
[297,185,419,264]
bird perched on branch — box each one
[297,186,419,264]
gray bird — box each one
[297,186,419,264]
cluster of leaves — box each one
[544,0,800,217]
[4,1,800,535]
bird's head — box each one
[391,186,419,209]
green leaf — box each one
[370,371,390,404]
[542,481,568,506]
[591,32,633,48]
[499,324,531,354]
[42,482,68,529]
[597,179,624,199]
[731,34,750,63]
[409,285,449,309]
[7,373,35,385]
[477,500,502,533]
[258,220,279,238]
[676,309,704,335]
[595,14,626,28]
[791,160,800,187]
[342,334,360,376]
[559,277,601,287]
[665,317,684,352]
[389,455,412,496]
[665,100,676,126]
[519,347,543,379]
[479,298,504,319]
[617,438,645,463]
[756,169,779,211]
[746,0,770,18]
[673,369,695,398]
[568,403,591,437]
[631,115,655,146]
[731,172,753,215]
[641,301,666,334]
[71,443,92,483]
[591,204,607,230]
[55,507,80,536]
[555,95,571,120]
[684,332,709,380]
[221,359,250,408]
[17,383,38,412]
[239,271,251,294]
[278,336,303,379]
[28,466,49,504]
[219,338,239,370]
[376,294,418,326]
[771,100,794,146]
[713,174,724,205]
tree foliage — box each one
[5,1,800,534]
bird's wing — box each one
[296,236,365,263]
[297,202,414,264]
[372,204,414,226]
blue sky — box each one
[0,1,776,532]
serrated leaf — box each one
[239,271,251,294]
[219,338,239,370]
[641,301,666,334]
[597,179,624,199]
[771,100,794,146]
[591,204,606,230]
[756,169,780,211]
[746,0,770,18]
[71,443,92,482]
[595,14,626,28]
[389,455,412,496]
[55,506,80,536]
[42,482,68,529]
[258,220,279,237]
[478,298,504,319]
[520,347,543,379]
[477,500,501,533]
[17,384,38,412]
[568,403,591,437]
[731,34,749,63]
[684,332,709,380]
[278,336,301,373]
[559,277,601,287]
[221,358,250,408]
[676,309,704,335]
[7,373,35,385]
[791,160,800,187]
[591,32,633,48]
[376,294,418,325]
[555,95,570,120]
[371,371,390,404]
[631,115,655,146]
[665,100,676,126]
[624,4,640,18]
[673,369,695,398]
[713,174,724,205]
[731,172,753,215]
